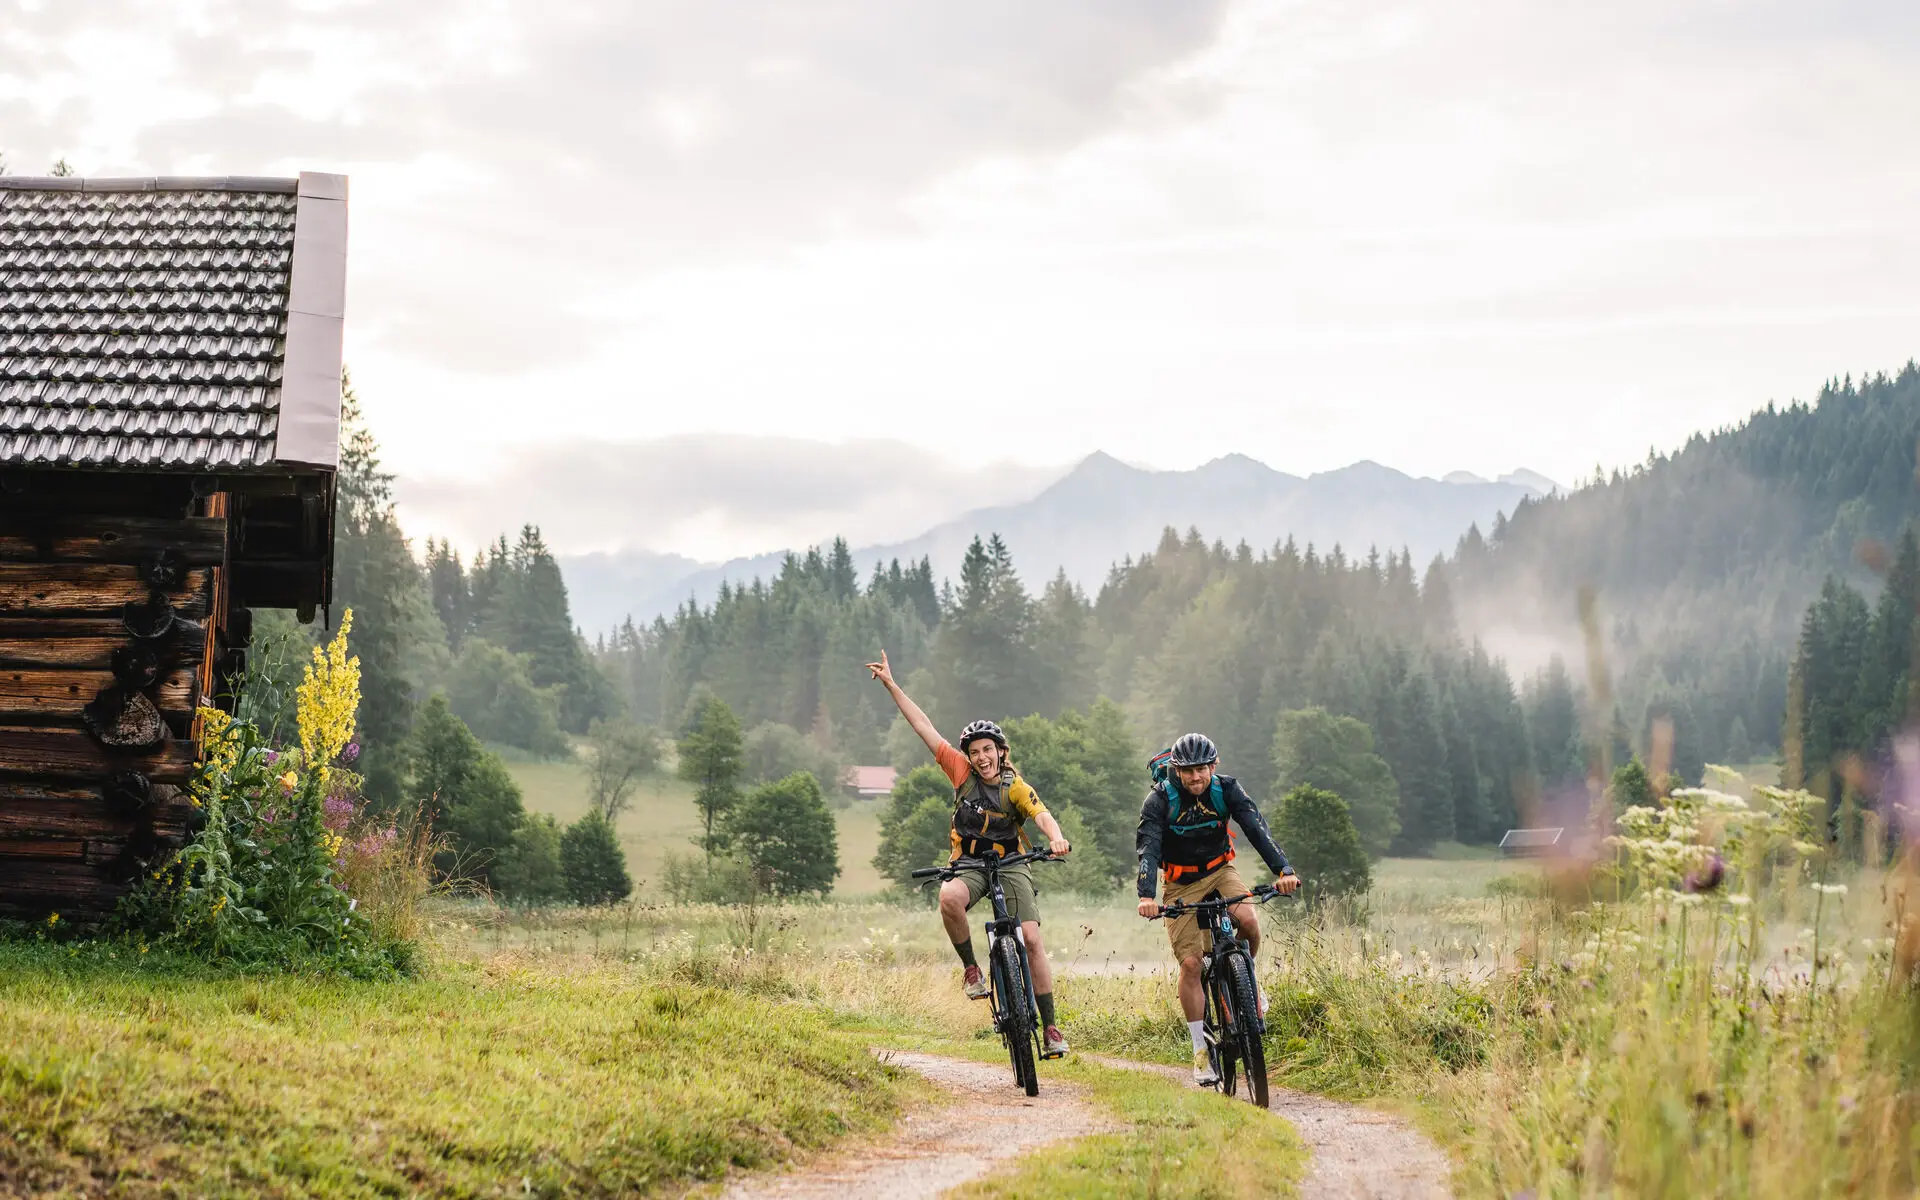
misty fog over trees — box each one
[305,360,1920,874]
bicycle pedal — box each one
[1040,1047,1066,1061]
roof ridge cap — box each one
[0,176,298,194]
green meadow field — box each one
[498,751,890,897]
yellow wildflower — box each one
[279,771,299,795]
[46,912,59,927]
[297,609,361,783]
[196,705,240,776]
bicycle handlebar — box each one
[911,848,1062,880]
[1147,883,1292,920]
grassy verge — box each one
[0,941,908,1198]
[950,1054,1308,1200]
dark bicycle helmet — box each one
[1168,732,1218,767]
[958,718,1008,751]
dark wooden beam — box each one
[0,516,225,566]
[0,564,209,617]
[0,668,201,723]
[0,728,197,782]
[0,860,123,913]
[0,620,194,669]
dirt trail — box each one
[1091,1055,1451,1200]
[718,1050,1115,1200]
[721,1049,1450,1200]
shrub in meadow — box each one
[560,810,633,905]
[1272,784,1371,901]
[727,771,840,897]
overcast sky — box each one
[4,0,1916,559]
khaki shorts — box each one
[1161,863,1248,962]
[952,862,1041,926]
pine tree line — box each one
[598,525,1609,852]
[1452,363,1920,776]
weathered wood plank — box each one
[0,837,85,859]
[0,668,200,722]
[0,787,198,842]
[0,515,225,566]
[0,859,122,912]
[0,564,210,617]
[0,801,136,840]
[0,728,197,782]
[0,780,99,804]
[0,619,205,669]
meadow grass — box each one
[0,939,909,1198]
[499,754,891,897]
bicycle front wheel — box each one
[1223,951,1269,1108]
[992,938,1039,1096]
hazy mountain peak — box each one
[1499,468,1562,495]
[1443,469,1490,485]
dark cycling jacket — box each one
[1135,772,1292,899]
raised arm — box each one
[866,650,943,756]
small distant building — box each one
[842,765,898,798]
[0,172,349,920]
[1499,827,1566,857]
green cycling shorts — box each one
[951,861,1042,926]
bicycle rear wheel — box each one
[1223,952,1269,1108]
[992,938,1039,1096]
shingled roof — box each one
[0,172,347,473]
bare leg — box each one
[1177,954,1206,1021]
[1228,901,1261,958]
[1022,920,1052,994]
[939,880,972,944]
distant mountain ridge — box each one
[564,454,1555,633]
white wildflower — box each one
[1812,883,1849,896]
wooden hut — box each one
[0,172,348,920]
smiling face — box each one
[965,737,1004,781]
[1175,762,1214,795]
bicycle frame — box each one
[914,848,1058,1083]
[975,855,1042,1039]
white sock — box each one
[1188,1020,1208,1054]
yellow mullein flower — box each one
[196,706,240,777]
[278,771,299,795]
[296,608,362,783]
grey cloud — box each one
[101,0,1230,367]
[392,434,1067,558]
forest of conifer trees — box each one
[595,527,1594,854]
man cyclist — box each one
[1136,732,1301,1086]
[867,649,1073,1059]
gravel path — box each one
[1090,1055,1452,1199]
[721,1049,1450,1200]
[718,1050,1115,1199]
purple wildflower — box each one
[341,741,361,765]
[1684,852,1726,894]
[322,792,355,832]
[264,750,279,766]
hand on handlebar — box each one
[1274,872,1301,896]
[1137,898,1159,919]
[1048,836,1071,857]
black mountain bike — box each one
[914,848,1060,1097]
[1152,883,1287,1107]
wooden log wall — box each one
[0,504,225,920]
